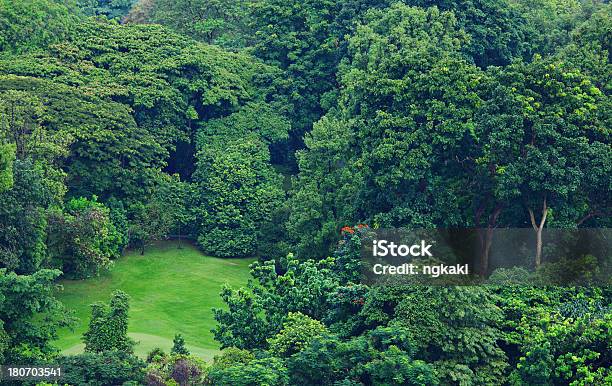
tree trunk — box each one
[177,225,183,249]
[528,197,548,268]
[535,229,542,267]
[480,226,495,275]
[476,204,501,276]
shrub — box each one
[83,290,135,354]
[171,333,190,355]
[146,352,208,386]
[56,350,146,386]
[268,312,328,357]
[47,196,124,278]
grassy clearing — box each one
[54,241,255,360]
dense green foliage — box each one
[267,312,328,357]
[0,143,13,191]
[77,0,136,19]
[48,196,125,278]
[211,231,611,385]
[0,0,79,52]
[287,2,611,260]
[288,4,485,258]
[194,137,284,256]
[83,290,135,353]
[144,0,250,47]
[0,268,73,363]
[56,350,146,385]
[0,0,609,384]
[0,14,289,262]
[0,160,54,273]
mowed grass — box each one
[54,241,255,360]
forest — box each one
[0,0,610,385]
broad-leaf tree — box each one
[0,268,73,363]
[83,290,135,354]
[194,136,284,257]
[288,4,484,257]
[479,58,609,266]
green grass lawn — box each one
[54,241,255,361]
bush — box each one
[208,356,289,386]
[268,312,328,357]
[56,350,146,386]
[83,290,135,354]
[146,352,208,386]
[391,287,508,385]
[211,347,255,369]
[47,196,125,278]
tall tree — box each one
[0,160,52,273]
[83,290,135,354]
[77,0,137,19]
[0,0,79,52]
[193,136,284,257]
[558,4,611,91]
[0,89,71,164]
[143,0,252,47]
[0,143,13,192]
[406,0,527,67]
[288,4,484,258]
[0,268,73,363]
[480,58,609,266]
[249,0,341,157]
